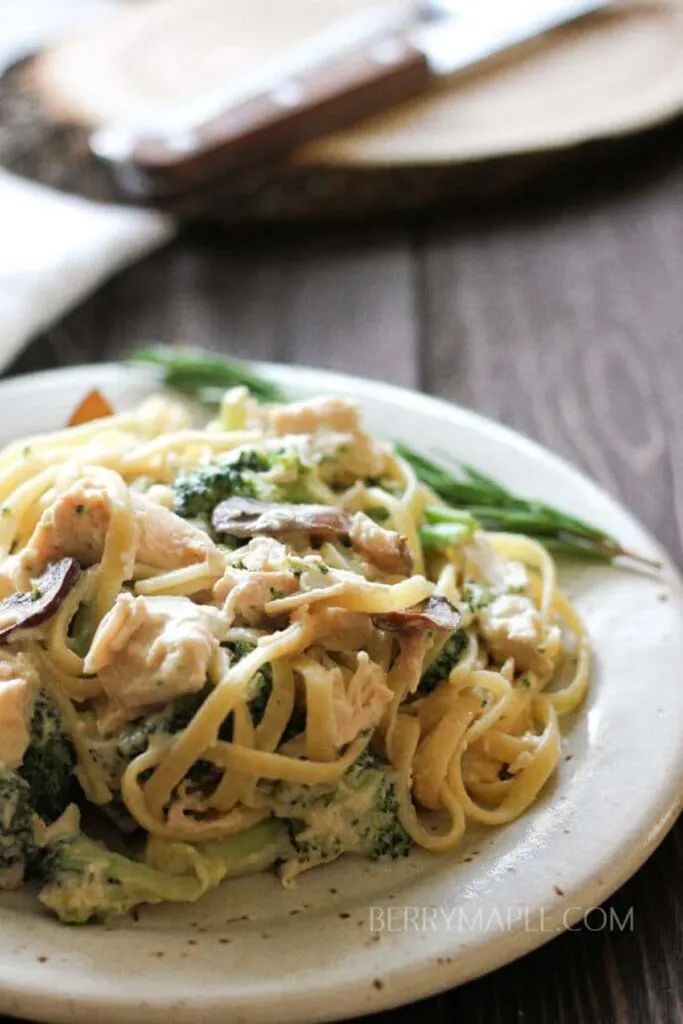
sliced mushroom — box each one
[0,558,81,644]
[371,595,461,634]
[212,498,413,576]
[212,497,351,540]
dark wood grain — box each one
[6,123,683,1024]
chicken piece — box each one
[84,594,226,710]
[215,537,301,625]
[311,428,390,487]
[464,534,530,597]
[215,569,299,627]
[330,652,393,748]
[255,396,389,486]
[18,479,219,583]
[314,607,376,653]
[266,396,362,437]
[0,652,38,767]
[478,594,561,677]
[214,536,301,622]
[131,492,218,569]
[20,479,122,579]
[393,633,429,696]
[348,512,412,575]
[236,537,290,573]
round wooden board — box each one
[10,0,683,221]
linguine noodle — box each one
[0,388,589,905]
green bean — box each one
[130,346,285,404]
[422,507,479,529]
[400,445,658,568]
[128,347,658,568]
[419,523,475,551]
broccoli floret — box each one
[66,601,92,658]
[256,445,319,504]
[81,690,209,816]
[0,766,38,889]
[85,664,270,822]
[146,817,292,884]
[0,692,76,885]
[414,628,469,700]
[39,819,291,924]
[172,445,317,522]
[280,703,307,744]
[245,672,271,727]
[38,834,207,924]
[119,688,207,761]
[226,641,273,727]
[264,749,411,884]
[19,690,76,822]
[173,449,269,520]
[100,692,221,831]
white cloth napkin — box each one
[0,0,175,372]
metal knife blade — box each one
[415,0,615,76]
[92,0,616,198]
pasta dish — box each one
[0,378,589,924]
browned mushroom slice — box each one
[371,595,461,634]
[0,558,81,644]
[211,496,351,540]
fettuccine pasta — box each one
[0,386,589,923]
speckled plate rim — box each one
[0,361,680,1024]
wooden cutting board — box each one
[5,0,683,221]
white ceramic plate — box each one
[0,363,681,1024]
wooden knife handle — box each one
[117,35,431,197]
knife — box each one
[91,0,616,199]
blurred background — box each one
[1,2,682,1023]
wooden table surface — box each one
[6,122,683,1024]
